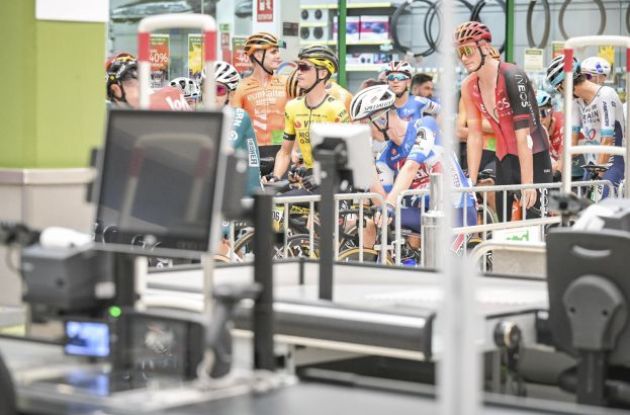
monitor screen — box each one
[65,320,110,357]
[95,109,225,253]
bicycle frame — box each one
[561,36,630,198]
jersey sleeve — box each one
[598,87,619,137]
[239,110,260,164]
[407,125,438,165]
[416,96,440,115]
[503,65,536,131]
[283,100,296,141]
[334,101,350,123]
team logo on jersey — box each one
[514,73,530,109]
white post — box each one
[439,1,481,415]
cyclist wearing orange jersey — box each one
[232,32,287,152]
[326,80,353,113]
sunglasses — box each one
[457,45,477,59]
[297,62,314,72]
[386,73,410,82]
[539,108,551,118]
[216,83,229,97]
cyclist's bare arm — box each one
[272,140,293,179]
[515,127,536,208]
[385,160,420,206]
[462,81,483,184]
[456,97,468,141]
[369,166,387,206]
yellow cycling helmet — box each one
[298,45,338,75]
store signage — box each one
[523,48,544,72]
[257,0,274,23]
[598,45,615,67]
[188,34,203,80]
[232,36,252,74]
[221,32,232,65]
[150,34,170,89]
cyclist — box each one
[286,66,352,113]
[207,61,262,195]
[411,73,434,100]
[536,90,564,180]
[546,55,625,198]
[350,85,476,251]
[106,53,190,110]
[268,45,350,182]
[456,21,551,221]
[385,61,440,123]
[169,76,201,107]
[232,32,287,154]
[580,56,611,86]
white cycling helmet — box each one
[384,60,414,77]
[350,85,396,121]
[169,77,201,99]
[214,61,241,91]
[580,56,611,77]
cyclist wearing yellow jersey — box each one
[286,67,352,113]
[232,32,287,153]
[268,46,350,182]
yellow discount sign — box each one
[598,45,615,67]
[188,34,203,80]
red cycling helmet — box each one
[454,21,492,45]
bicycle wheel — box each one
[283,234,320,259]
[337,247,394,265]
[232,230,255,260]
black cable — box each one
[526,0,550,49]
[424,0,475,53]
[559,0,606,40]
[470,0,506,54]
[390,0,438,58]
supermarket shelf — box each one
[301,2,393,10]
[346,64,383,72]
[300,39,392,46]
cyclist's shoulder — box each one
[285,96,305,111]
[598,85,622,102]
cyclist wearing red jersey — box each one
[456,21,551,220]
[232,32,287,156]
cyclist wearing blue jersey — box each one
[350,85,476,252]
[384,61,440,123]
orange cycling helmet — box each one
[244,32,284,75]
[454,21,492,45]
[285,67,303,99]
[243,32,282,55]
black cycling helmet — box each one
[106,53,138,101]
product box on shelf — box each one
[359,16,389,42]
[333,16,360,43]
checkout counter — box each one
[2,109,630,415]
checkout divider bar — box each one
[224,179,616,268]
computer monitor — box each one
[309,123,375,190]
[95,109,230,257]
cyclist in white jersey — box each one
[547,55,625,198]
